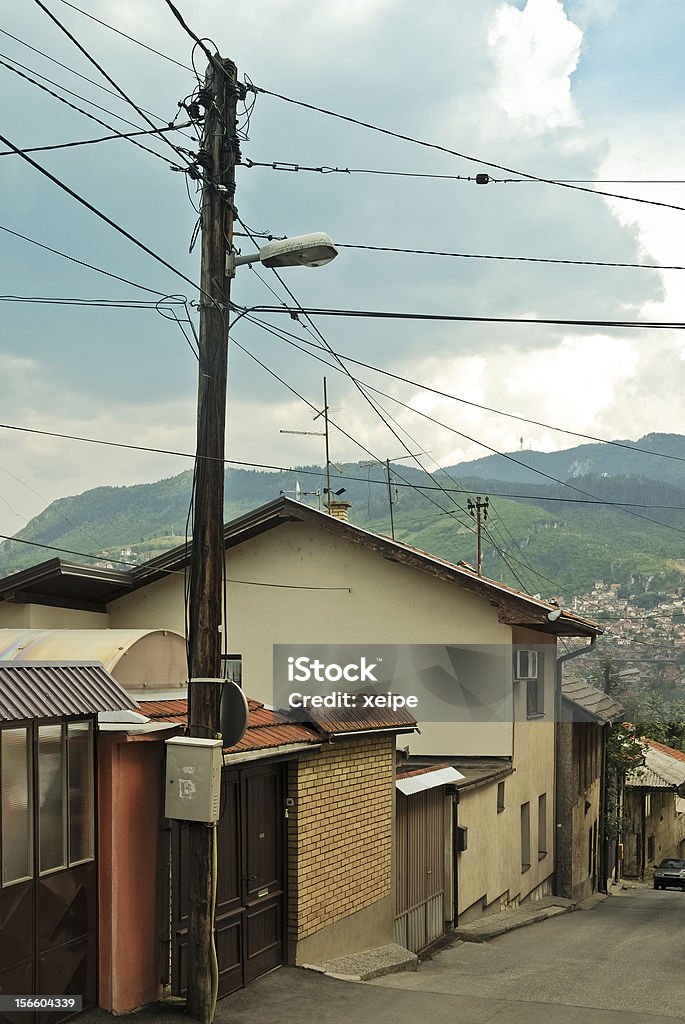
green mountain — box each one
[2,433,685,602]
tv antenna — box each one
[280,377,343,513]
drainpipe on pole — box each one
[554,635,596,897]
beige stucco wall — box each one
[108,522,515,755]
[286,735,396,963]
[457,630,556,916]
[0,602,108,629]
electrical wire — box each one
[236,218,481,539]
[250,85,685,214]
[0,295,185,308]
[0,121,192,159]
[0,528,353,588]
[0,129,207,297]
[0,53,185,167]
[335,242,685,274]
[1,420,684,513]
[0,27,196,140]
[233,309,685,546]
[242,159,685,187]
[244,302,685,331]
[239,309,685,474]
[0,223,174,298]
[31,0,195,171]
[52,0,192,70]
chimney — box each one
[328,500,352,522]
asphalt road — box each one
[84,886,685,1024]
[368,885,685,1021]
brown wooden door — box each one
[172,761,285,999]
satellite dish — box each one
[219,680,249,747]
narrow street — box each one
[219,887,685,1024]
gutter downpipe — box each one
[554,634,597,897]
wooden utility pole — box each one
[467,495,489,576]
[385,459,396,540]
[186,54,239,1024]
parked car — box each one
[653,858,685,890]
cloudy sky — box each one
[0,0,683,538]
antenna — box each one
[280,377,337,514]
[360,450,430,540]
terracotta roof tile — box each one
[645,738,685,763]
[138,698,320,753]
[303,701,418,735]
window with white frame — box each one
[516,650,544,718]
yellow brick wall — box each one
[287,736,395,941]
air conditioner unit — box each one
[515,650,539,680]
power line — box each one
[0,53,184,168]
[31,0,194,171]
[336,242,685,274]
[0,223,175,298]
[296,341,685,464]
[250,85,685,215]
[237,218,479,537]
[244,303,685,331]
[0,295,185,308]
[0,529,351,590]
[244,159,494,183]
[53,0,192,70]
[235,229,685,275]
[0,27,195,137]
[0,121,191,159]
[252,309,685,480]
[243,159,685,187]
[236,311,685,540]
[1,418,685,512]
[0,129,205,296]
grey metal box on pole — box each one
[165,736,222,823]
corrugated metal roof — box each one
[626,742,685,790]
[645,738,685,764]
[562,678,624,723]
[303,701,418,735]
[0,662,138,722]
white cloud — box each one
[488,0,582,133]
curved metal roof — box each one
[0,628,177,669]
[0,629,188,694]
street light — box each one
[226,231,338,276]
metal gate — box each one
[0,720,97,1024]
[172,761,285,998]
[394,788,445,953]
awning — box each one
[396,764,465,795]
[0,662,139,722]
